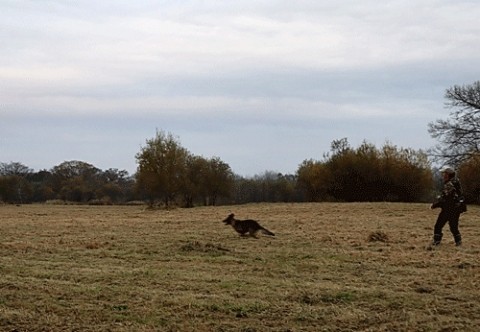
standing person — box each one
[430,166,466,247]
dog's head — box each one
[223,213,235,225]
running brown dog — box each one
[222,213,275,237]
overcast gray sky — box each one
[2,0,480,176]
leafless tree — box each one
[428,81,480,166]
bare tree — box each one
[0,162,32,176]
[0,162,33,203]
[428,81,480,166]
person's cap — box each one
[440,166,455,174]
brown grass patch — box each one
[0,203,479,331]
[367,230,389,243]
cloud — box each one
[1,1,480,175]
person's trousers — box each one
[433,209,461,244]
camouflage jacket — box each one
[432,178,464,210]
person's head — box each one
[440,166,455,181]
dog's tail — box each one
[261,227,275,236]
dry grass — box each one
[1,203,479,331]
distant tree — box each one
[0,162,33,176]
[296,139,433,202]
[268,172,298,202]
[231,171,299,204]
[384,146,433,202]
[329,137,351,156]
[28,170,55,202]
[202,157,234,206]
[255,172,276,202]
[232,176,259,203]
[181,155,209,208]
[249,171,294,202]
[0,175,32,203]
[327,141,382,201]
[0,162,33,203]
[457,154,480,204]
[50,161,102,202]
[51,161,101,182]
[96,169,133,204]
[429,81,480,166]
[136,130,190,207]
[296,160,331,202]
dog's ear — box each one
[229,213,234,217]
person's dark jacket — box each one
[432,178,466,212]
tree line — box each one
[297,139,434,202]
[2,135,479,206]
[2,81,480,206]
[0,161,136,205]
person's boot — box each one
[427,233,442,250]
[454,234,462,247]
[432,233,442,246]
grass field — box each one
[1,203,479,331]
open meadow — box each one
[1,203,479,331]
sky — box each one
[2,0,480,177]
